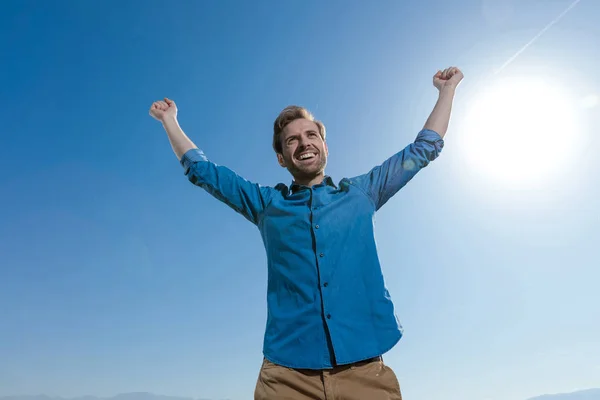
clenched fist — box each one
[433,67,463,91]
[149,98,177,121]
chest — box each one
[260,184,375,236]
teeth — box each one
[299,153,315,160]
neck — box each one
[294,173,325,187]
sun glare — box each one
[459,77,580,188]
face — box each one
[277,118,328,183]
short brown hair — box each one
[272,105,326,154]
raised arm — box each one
[423,67,464,138]
[350,67,463,210]
[149,98,196,160]
[149,98,273,225]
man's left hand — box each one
[433,67,464,91]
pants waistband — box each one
[342,355,382,367]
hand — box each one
[433,67,463,91]
[149,98,178,122]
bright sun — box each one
[459,76,580,188]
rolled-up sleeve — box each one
[350,129,444,210]
[180,148,273,225]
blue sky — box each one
[1,1,598,399]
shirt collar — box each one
[290,175,337,194]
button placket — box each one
[312,187,331,323]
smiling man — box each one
[274,112,328,187]
[149,66,463,400]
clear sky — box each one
[1,1,598,400]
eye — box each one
[308,132,318,138]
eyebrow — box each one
[286,130,317,141]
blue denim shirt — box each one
[180,128,444,369]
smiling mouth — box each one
[296,152,317,161]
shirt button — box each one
[323,282,328,287]
[315,224,320,229]
[326,314,331,319]
[319,253,324,257]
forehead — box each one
[282,118,319,137]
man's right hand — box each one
[149,98,178,122]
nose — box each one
[298,137,312,150]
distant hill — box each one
[0,394,225,400]
[528,389,600,400]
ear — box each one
[324,141,329,156]
[277,153,287,168]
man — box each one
[149,66,463,400]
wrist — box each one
[439,86,456,96]
[161,114,179,126]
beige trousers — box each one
[254,356,402,400]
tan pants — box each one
[254,356,402,400]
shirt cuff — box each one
[417,128,443,142]
[180,148,208,173]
